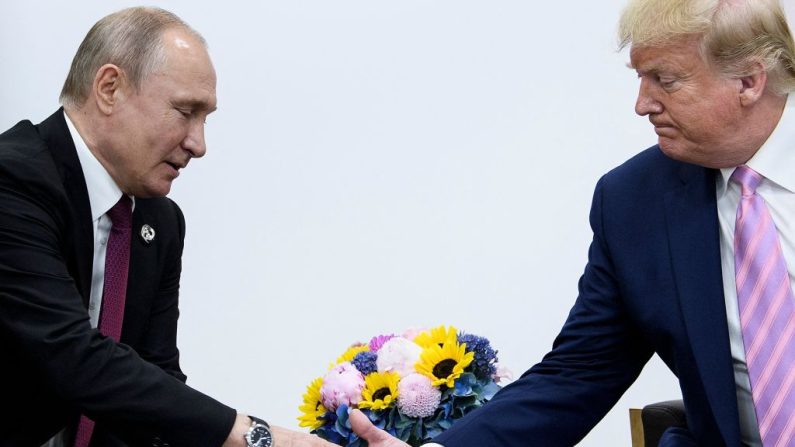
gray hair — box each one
[618,0,795,95]
[60,7,206,108]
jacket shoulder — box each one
[0,119,50,161]
[598,145,706,195]
[0,119,63,195]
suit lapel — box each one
[37,109,94,305]
[124,203,157,341]
[664,164,741,444]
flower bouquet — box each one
[298,325,511,446]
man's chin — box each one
[657,140,715,167]
[658,138,675,155]
[136,182,173,198]
[658,139,689,163]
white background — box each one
[5,1,792,445]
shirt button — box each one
[100,238,107,245]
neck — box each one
[738,92,788,165]
[63,105,101,156]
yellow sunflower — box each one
[297,377,327,430]
[334,343,370,366]
[415,339,474,388]
[413,325,458,349]
[358,372,400,411]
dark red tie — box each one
[73,195,133,447]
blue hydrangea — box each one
[351,351,378,376]
[458,333,498,379]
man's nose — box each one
[183,120,207,158]
[635,78,663,116]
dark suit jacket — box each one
[0,110,237,446]
[434,147,741,446]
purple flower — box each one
[320,362,365,411]
[368,334,396,352]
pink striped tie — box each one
[73,195,133,447]
[733,165,795,446]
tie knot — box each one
[106,195,132,230]
[731,165,763,197]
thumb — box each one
[349,409,388,442]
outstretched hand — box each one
[349,409,411,447]
[222,414,336,447]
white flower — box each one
[493,362,514,383]
[376,337,422,377]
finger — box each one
[349,409,387,442]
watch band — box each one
[249,415,269,428]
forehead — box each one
[142,28,217,109]
[629,38,704,73]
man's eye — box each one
[178,108,192,117]
[658,77,677,89]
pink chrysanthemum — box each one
[368,334,396,352]
[320,362,365,410]
[401,327,428,341]
[397,374,441,418]
[376,337,422,377]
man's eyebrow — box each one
[173,99,217,113]
[627,63,675,77]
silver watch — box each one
[244,416,273,447]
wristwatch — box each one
[244,416,273,447]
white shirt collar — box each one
[63,111,131,221]
[719,94,795,193]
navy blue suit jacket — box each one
[434,147,741,446]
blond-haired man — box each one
[0,7,333,447]
[352,0,795,445]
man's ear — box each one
[92,64,125,115]
[738,62,768,107]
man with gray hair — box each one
[0,7,333,447]
[351,0,795,445]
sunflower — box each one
[358,372,400,411]
[297,377,327,430]
[413,325,458,349]
[415,339,474,388]
[335,344,370,365]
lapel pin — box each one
[140,224,156,244]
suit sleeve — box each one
[432,177,654,446]
[0,157,236,446]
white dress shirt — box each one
[41,111,132,447]
[65,112,134,328]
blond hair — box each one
[618,0,795,95]
[60,7,206,108]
